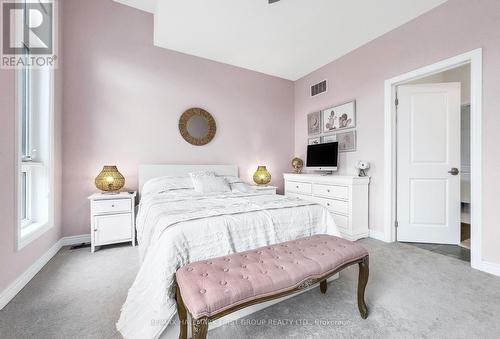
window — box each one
[17,5,54,249]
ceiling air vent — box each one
[311,80,327,97]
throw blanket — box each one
[117,191,340,339]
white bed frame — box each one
[138,164,239,195]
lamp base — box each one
[100,191,121,195]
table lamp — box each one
[95,166,125,194]
[253,166,271,185]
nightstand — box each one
[252,185,278,195]
[88,191,136,253]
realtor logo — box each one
[1,0,57,68]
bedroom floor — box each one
[1,239,500,339]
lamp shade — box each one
[95,166,125,192]
[253,166,271,185]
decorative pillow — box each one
[220,175,244,184]
[189,171,231,194]
[142,176,193,197]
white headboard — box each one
[138,164,239,194]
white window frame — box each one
[20,165,32,227]
[16,63,55,250]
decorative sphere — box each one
[291,158,304,174]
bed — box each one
[117,165,340,339]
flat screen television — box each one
[306,142,339,172]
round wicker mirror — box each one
[179,108,217,146]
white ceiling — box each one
[114,0,447,80]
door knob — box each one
[448,168,459,175]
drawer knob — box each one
[94,228,98,232]
[296,186,299,189]
[111,204,115,208]
[327,189,331,192]
[327,203,330,206]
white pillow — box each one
[189,171,231,194]
[221,175,244,184]
[142,176,193,197]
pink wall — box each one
[61,0,294,236]
[0,1,63,293]
[294,0,500,263]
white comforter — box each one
[117,190,340,339]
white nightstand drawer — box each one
[92,199,131,215]
[312,184,348,200]
[313,196,349,215]
[285,181,312,195]
[94,214,132,245]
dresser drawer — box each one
[332,213,349,231]
[94,214,132,245]
[313,196,349,215]
[92,199,132,215]
[312,184,348,200]
[285,181,312,195]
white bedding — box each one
[117,189,340,339]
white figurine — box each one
[356,161,370,177]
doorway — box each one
[383,49,483,270]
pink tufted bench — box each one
[175,235,369,339]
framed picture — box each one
[321,134,337,143]
[336,130,356,152]
[321,101,356,133]
[307,111,321,135]
[308,137,320,145]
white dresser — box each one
[88,192,136,252]
[283,174,369,241]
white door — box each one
[397,83,461,244]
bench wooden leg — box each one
[176,286,188,339]
[320,279,327,294]
[192,317,208,339]
[357,256,369,319]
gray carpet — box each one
[1,239,500,339]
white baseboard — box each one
[369,229,389,242]
[0,234,91,310]
[61,234,91,246]
[480,261,500,277]
[0,238,62,310]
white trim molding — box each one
[383,49,483,270]
[0,234,91,310]
[61,234,91,247]
[369,229,387,242]
[0,239,61,310]
[480,261,500,278]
